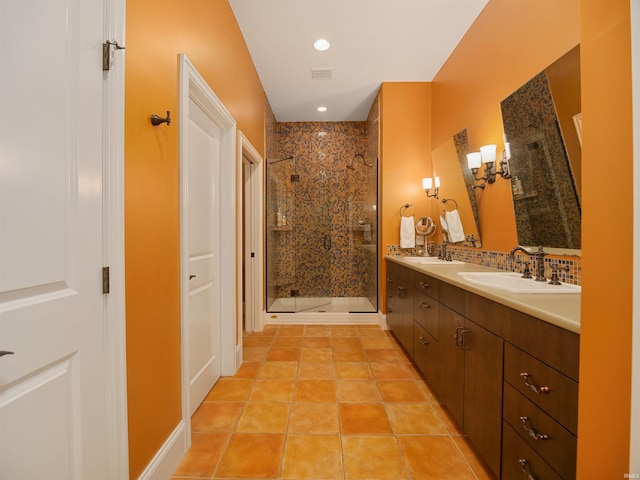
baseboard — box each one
[235,343,242,372]
[137,421,186,480]
[378,311,388,330]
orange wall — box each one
[578,0,633,475]
[124,0,265,477]
[423,0,634,475]
[431,0,580,252]
[379,83,432,312]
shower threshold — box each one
[266,297,379,325]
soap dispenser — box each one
[276,208,282,227]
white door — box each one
[0,0,111,478]
[186,98,222,415]
[243,159,255,332]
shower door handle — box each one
[323,235,331,250]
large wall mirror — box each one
[501,45,581,252]
[432,128,482,247]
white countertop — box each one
[386,255,581,334]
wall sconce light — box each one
[422,176,440,199]
[467,141,511,189]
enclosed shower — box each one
[266,121,378,315]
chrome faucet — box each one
[509,246,547,282]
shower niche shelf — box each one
[269,226,293,231]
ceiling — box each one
[229,0,489,122]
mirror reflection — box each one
[432,129,482,247]
[500,46,581,250]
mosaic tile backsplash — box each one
[266,117,378,308]
[387,244,581,286]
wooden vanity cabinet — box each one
[385,259,579,480]
[411,270,442,389]
[439,287,504,478]
[386,263,414,356]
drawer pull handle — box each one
[419,336,429,345]
[520,372,550,394]
[520,416,549,440]
[420,302,430,309]
[419,281,430,289]
[518,459,537,480]
[455,327,471,350]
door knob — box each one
[189,275,196,280]
[0,351,15,358]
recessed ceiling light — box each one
[313,38,330,51]
[316,106,328,112]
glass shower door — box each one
[266,156,332,313]
[293,163,332,312]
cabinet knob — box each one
[419,302,430,309]
[418,336,429,345]
[520,416,549,441]
[520,372,550,394]
[419,281,430,289]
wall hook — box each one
[151,110,171,126]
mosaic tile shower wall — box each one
[501,71,581,249]
[266,120,378,307]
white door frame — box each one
[103,0,129,476]
[179,54,237,447]
[237,131,264,343]
[630,0,639,472]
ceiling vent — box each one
[311,67,332,80]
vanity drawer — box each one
[504,343,578,435]
[413,271,440,300]
[412,321,438,387]
[502,421,563,480]
[503,382,576,479]
[413,291,440,340]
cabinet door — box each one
[462,319,504,478]
[399,283,414,356]
[386,274,402,337]
[438,305,465,426]
[413,321,438,389]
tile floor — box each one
[171,324,494,480]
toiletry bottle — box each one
[276,208,282,227]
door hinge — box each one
[102,267,110,294]
[103,41,125,71]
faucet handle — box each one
[549,264,570,285]
[520,261,532,279]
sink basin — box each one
[457,271,581,294]
[403,256,465,265]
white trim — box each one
[237,131,264,339]
[630,0,640,473]
[136,421,187,480]
[178,54,237,450]
[103,0,129,477]
[263,312,380,325]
